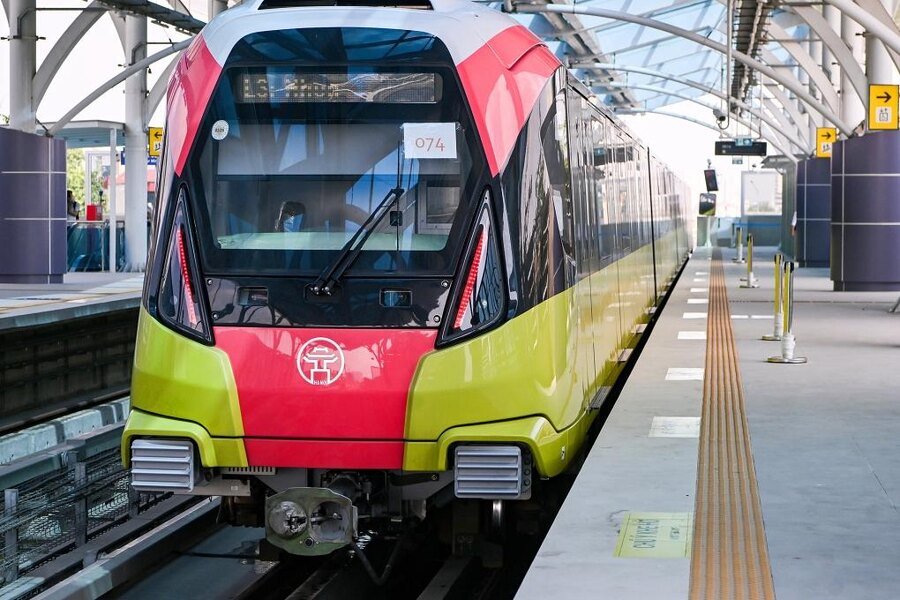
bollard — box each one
[740,233,759,288]
[767,261,807,364]
[733,226,746,263]
[762,253,783,341]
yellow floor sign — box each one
[614,512,693,558]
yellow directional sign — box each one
[815,127,837,158]
[148,127,164,158]
[868,84,899,130]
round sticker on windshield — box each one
[211,120,229,140]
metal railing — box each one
[66,221,125,273]
[0,446,170,584]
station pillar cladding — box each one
[0,128,67,283]
[795,158,831,268]
[831,129,900,291]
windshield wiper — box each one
[309,186,405,296]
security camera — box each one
[712,107,727,122]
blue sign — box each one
[119,152,158,166]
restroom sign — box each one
[868,84,899,131]
[815,127,837,158]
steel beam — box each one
[47,40,191,136]
[583,63,809,151]
[33,2,107,111]
[763,23,839,113]
[786,4,869,108]
[600,81,797,154]
[803,0,900,58]
[616,108,798,163]
[854,0,900,73]
[144,57,179,124]
[512,2,855,135]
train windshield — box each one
[185,55,482,277]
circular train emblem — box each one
[296,337,345,386]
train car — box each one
[122,0,691,558]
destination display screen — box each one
[237,72,441,104]
[714,140,768,156]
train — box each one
[122,0,691,558]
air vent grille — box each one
[131,439,195,492]
[454,445,530,499]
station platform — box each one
[517,246,900,600]
[0,272,143,328]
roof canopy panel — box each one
[513,0,727,111]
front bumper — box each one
[122,409,593,479]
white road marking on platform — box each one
[678,331,706,340]
[751,314,774,319]
[666,368,704,381]
[730,314,749,319]
[683,312,707,319]
[695,271,709,276]
[687,298,708,304]
[693,278,707,283]
[649,416,700,438]
[690,288,707,293]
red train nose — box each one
[215,328,437,466]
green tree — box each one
[66,149,104,211]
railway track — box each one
[23,259,682,599]
[32,478,567,600]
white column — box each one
[841,13,866,129]
[208,0,227,18]
[865,0,900,86]
[823,4,842,89]
[808,32,825,135]
[124,15,149,271]
[109,129,118,272]
[800,38,817,144]
[83,153,92,208]
[8,0,36,132]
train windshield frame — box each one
[181,30,486,278]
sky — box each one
[0,1,764,215]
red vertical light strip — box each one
[176,227,199,327]
[454,230,486,329]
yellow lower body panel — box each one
[403,410,596,478]
[122,409,248,468]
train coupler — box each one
[265,487,358,556]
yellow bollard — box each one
[740,233,759,288]
[768,261,807,364]
[762,253,783,341]
[782,262,790,335]
[733,226,746,263]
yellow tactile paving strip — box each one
[688,251,776,600]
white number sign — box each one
[403,123,457,159]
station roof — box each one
[517,0,728,110]
[45,121,125,149]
